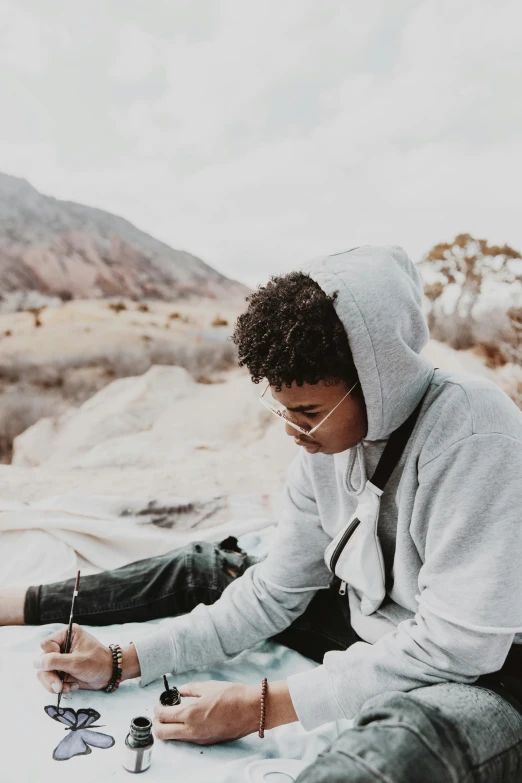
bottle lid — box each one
[160,674,181,706]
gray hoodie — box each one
[134,245,522,731]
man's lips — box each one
[295,438,321,451]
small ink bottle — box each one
[159,675,181,706]
[123,716,154,773]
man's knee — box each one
[297,691,466,783]
[183,541,218,590]
[185,539,251,592]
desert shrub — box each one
[102,350,151,378]
[145,339,237,377]
[137,304,150,312]
[0,363,67,387]
[61,366,117,401]
[0,365,22,383]
[196,375,225,384]
[428,314,474,350]
[211,316,229,327]
[477,306,522,369]
[472,307,515,347]
[476,341,507,369]
[431,306,514,358]
[28,306,45,327]
[168,312,189,323]
[496,364,522,409]
[109,301,128,314]
[76,338,238,381]
[0,340,236,389]
[0,391,60,462]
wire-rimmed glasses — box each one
[259,381,359,439]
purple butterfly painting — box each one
[44,706,115,761]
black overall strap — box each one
[370,386,430,493]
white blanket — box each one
[0,493,276,586]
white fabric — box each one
[0,493,275,586]
[0,526,352,782]
[0,622,350,783]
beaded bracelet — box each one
[258,677,268,738]
[104,643,123,693]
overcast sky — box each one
[1,0,521,287]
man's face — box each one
[271,379,367,455]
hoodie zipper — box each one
[329,517,361,574]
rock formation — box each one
[0,172,248,307]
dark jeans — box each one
[24,537,361,663]
[25,539,522,782]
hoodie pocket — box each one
[323,480,386,614]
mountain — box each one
[0,172,249,305]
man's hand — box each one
[153,679,298,745]
[33,624,139,694]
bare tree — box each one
[419,234,522,349]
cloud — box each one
[0,3,72,73]
[0,0,520,287]
[111,23,170,85]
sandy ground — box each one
[0,296,244,369]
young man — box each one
[2,246,522,781]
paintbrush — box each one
[56,570,81,710]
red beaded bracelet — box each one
[104,643,123,693]
[258,677,268,738]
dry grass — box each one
[98,339,237,380]
[0,339,237,389]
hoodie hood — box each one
[300,245,434,441]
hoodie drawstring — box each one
[344,442,367,496]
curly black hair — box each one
[231,271,360,392]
